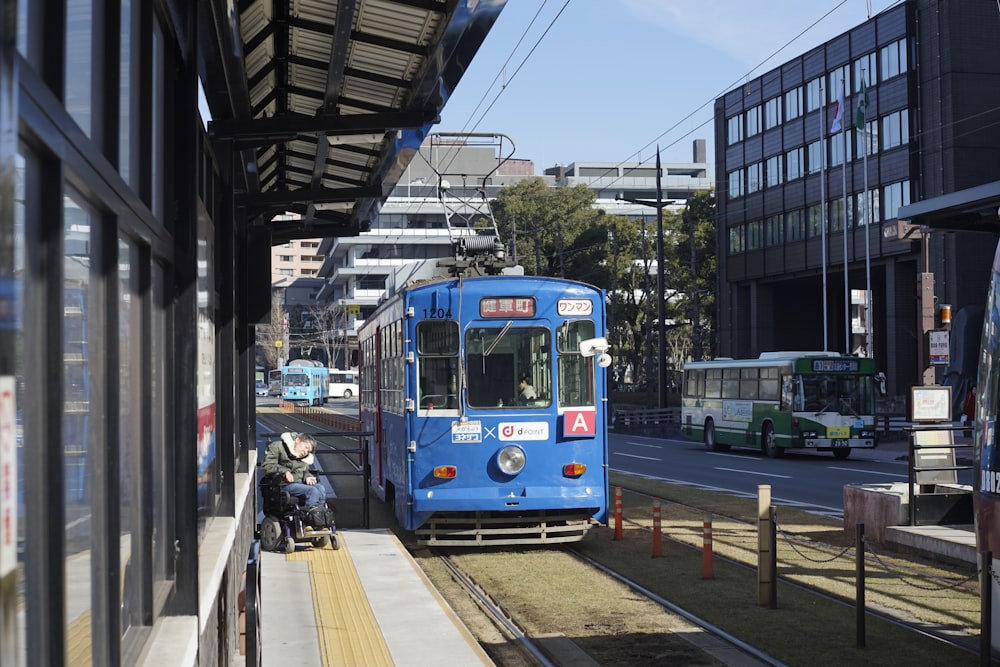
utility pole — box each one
[616,147,676,409]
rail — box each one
[900,422,974,527]
[261,428,373,529]
[612,407,682,431]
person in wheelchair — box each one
[261,432,332,528]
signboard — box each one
[0,376,16,578]
[929,330,949,365]
[480,297,535,318]
[910,385,951,422]
[563,409,596,436]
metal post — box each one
[655,148,667,409]
[856,523,866,648]
[613,486,623,541]
[757,485,774,607]
[982,550,993,666]
[703,513,714,579]
[652,498,662,558]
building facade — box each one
[314,139,712,354]
[714,0,1000,403]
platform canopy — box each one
[199,0,505,243]
[897,181,1000,235]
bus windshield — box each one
[793,374,875,415]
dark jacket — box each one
[261,434,312,483]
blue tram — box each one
[358,274,610,545]
[281,359,329,405]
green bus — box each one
[681,352,880,460]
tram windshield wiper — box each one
[484,320,513,357]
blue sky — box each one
[437,0,902,176]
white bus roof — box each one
[684,351,844,369]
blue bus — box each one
[281,360,329,405]
[358,274,610,545]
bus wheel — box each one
[342,389,352,399]
[704,419,719,451]
[762,423,781,458]
[832,448,851,460]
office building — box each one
[714,0,1000,400]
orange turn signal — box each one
[433,465,457,479]
[563,463,587,477]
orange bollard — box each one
[652,498,662,558]
[613,486,623,540]
[703,512,714,579]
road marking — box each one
[607,468,843,517]
[715,466,791,479]
[627,442,661,449]
[828,466,905,477]
[708,452,758,460]
[616,452,661,461]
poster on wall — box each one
[0,376,16,578]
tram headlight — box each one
[497,445,526,475]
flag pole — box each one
[859,73,872,360]
[821,82,828,352]
[841,78,849,355]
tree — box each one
[492,178,603,280]
[303,303,355,369]
[661,190,716,362]
[257,291,288,370]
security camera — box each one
[597,353,612,368]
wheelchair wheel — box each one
[311,536,329,548]
[283,536,296,554]
[330,533,341,550]
[260,516,282,552]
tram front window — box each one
[282,374,309,387]
[466,326,550,408]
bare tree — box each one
[257,291,287,370]
[304,303,352,368]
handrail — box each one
[901,423,974,526]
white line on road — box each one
[627,442,662,449]
[616,452,661,461]
[714,466,791,479]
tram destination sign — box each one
[480,297,535,318]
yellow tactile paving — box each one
[66,609,93,667]
[289,536,394,666]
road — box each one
[609,430,973,519]
[260,396,974,521]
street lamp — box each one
[616,147,676,410]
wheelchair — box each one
[258,473,340,553]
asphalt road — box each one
[609,430,974,519]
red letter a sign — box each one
[563,410,596,436]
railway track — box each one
[434,547,783,667]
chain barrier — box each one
[774,511,854,563]
[863,536,980,592]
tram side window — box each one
[557,320,595,407]
[416,321,458,409]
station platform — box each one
[257,528,493,667]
